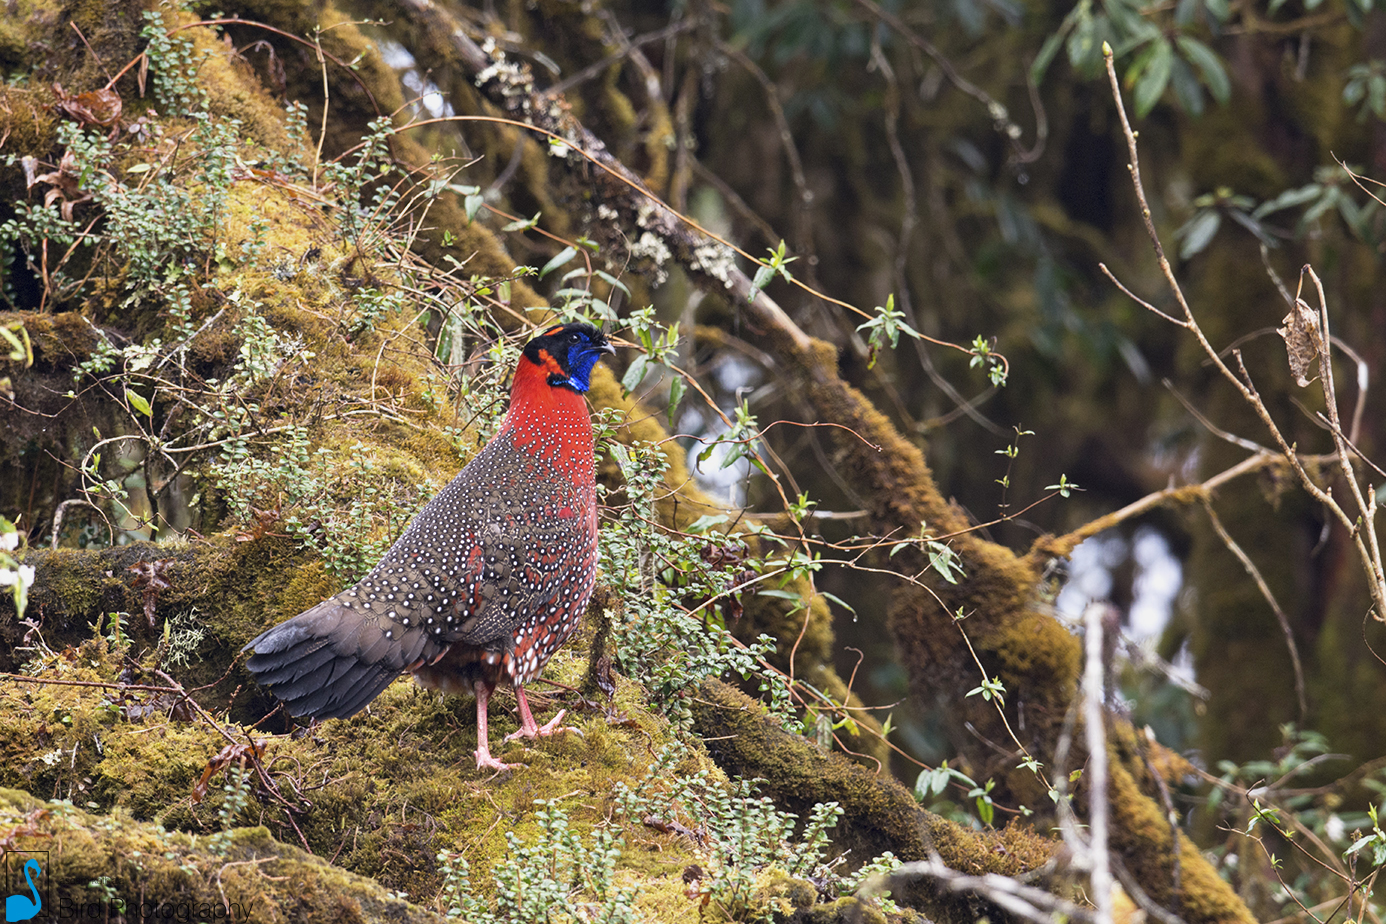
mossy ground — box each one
[0,786,448,923]
[0,614,737,921]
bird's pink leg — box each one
[473,682,519,771]
[505,685,576,742]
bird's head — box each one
[523,323,616,393]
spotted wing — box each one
[346,431,591,650]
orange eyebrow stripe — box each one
[543,325,565,336]
[536,348,566,379]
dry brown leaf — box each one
[1278,298,1322,388]
[26,150,91,220]
[191,739,267,804]
[52,83,122,127]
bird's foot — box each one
[473,747,520,772]
[505,708,578,742]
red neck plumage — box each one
[500,353,597,485]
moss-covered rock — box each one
[0,787,448,923]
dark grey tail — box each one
[242,599,430,720]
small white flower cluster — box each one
[628,231,671,286]
[0,562,34,589]
[0,520,33,618]
[690,240,737,288]
[473,39,534,103]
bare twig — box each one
[851,0,1043,163]
[879,859,1096,924]
[545,20,696,97]
[1199,497,1308,719]
[1164,379,1271,453]
[1083,602,1113,924]
[1041,450,1277,557]
[870,36,1003,435]
[1099,44,1386,619]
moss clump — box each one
[690,678,1060,923]
[1107,725,1257,924]
[0,787,449,923]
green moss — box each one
[0,87,59,164]
[690,678,1060,923]
[0,787,449,922]
[1109,725,1256,924]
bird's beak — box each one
[598,340,616,356]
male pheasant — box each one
[242,323,614,770]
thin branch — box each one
[1099,263,1186,326]
[880,860,1096,924]
[717,42,812,254]
[1199,496,1308,720]
[871,36,1003,436]
[1100,44,1386,619]
[1164,378,1271,454]
[852,0,1042,163]
[545,19,696,97]
[1039,450,1277,558]
[1083,602,1113,924]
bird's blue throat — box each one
[554,348,602,393]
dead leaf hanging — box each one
[1278,298,1322,388]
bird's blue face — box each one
[526,323,616,393]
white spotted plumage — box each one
[242,323,612,769]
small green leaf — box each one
[819,591,857,616]
[621,355,650,392]
[539,246,577,279]
[750,263,775,300]
[1370,75,1386,120]
[126,390,152,418]
[464,194,485,222]
[1175,36,1230,105]
[1252,184,1323,220]
[1133,40,1174,117]
[1176,209,1221,259]
[593,270,631,296]
[1068,17,1098,72]
[926,540,964,584]
[667,376,686,427]
[1168,55,1204,116]
[687,514,729,534]
[501,212,540,233]
[1302,188,1341,226]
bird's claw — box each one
[505,708,577,743]
[474,749,520,772]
